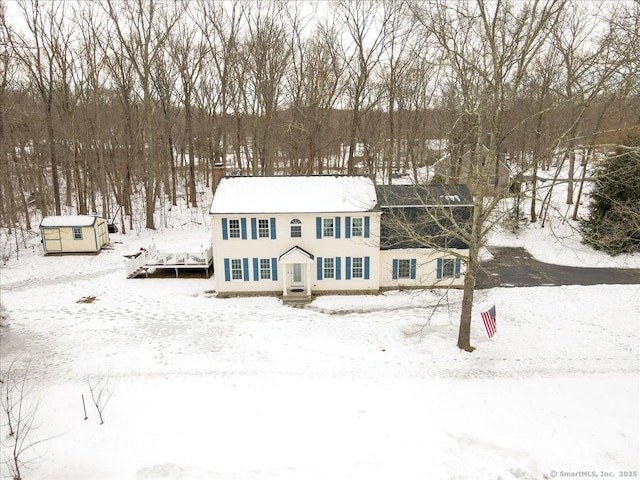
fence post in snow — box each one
[82,394,88,420]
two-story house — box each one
[209,175,472,301]
[209,175,381,301]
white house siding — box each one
[379,248,468,289]
[211,212,381,295]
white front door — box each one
[291,263,304,290]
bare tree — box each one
[196,0,245,178]
[1,362,58,480]
[285,12,346,175]
[552,2,605,207]
[87,375,114,425]
[102,0,183,230]
[5,0,71,217]
[152,35,180,209]
[168,12,207,207]
[379,0,416,184]
[524,48,562,223]
[334,0,388,175]
[0,0,17,230]
[73,2,114,221]
[243,1,291,176]
[413,0,568,351]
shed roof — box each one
[40,215,102,228]
[209,175,378,214]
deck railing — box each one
[126,244,213,278]
[125,244,158,278]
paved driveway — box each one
[476,247,640,289]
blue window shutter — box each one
[243,258,250,281]
[335,257,341,280]
[270,217,276,239]
[345,217,351,238]
[335,216,341,238]
[455,258,461,278]
[241,218,247,240]
[364,216,370,238]
[317,257,323,280]
[222,218,228,240]
[392,259,398,280]
[410,259,417,280]
[316,217,322,239]
[271,258,278,281]
[437,258,443,279]
[364,256,370,280]
[224,258,231,281]
[251,218,257,240]
[253,258,259,281]
[345,257,351,280]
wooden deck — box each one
[126,244,213,278]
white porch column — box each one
[307,263,312,296]
[282,263,287,296]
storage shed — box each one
[40,215,110,254]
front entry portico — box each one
[279,246,314,302]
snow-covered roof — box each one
[40,215,101,228]
[209,175,378,214]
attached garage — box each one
[40,215,110,254]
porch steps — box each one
[282,294,313,306]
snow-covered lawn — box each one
[1,194,639,479]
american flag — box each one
[481,305,497,338]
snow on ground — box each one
[488,210,640,269]
[491,159,640,269]
[1,180,639,480]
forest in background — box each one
[1,0,638,233]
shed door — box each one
[44,228,62,252]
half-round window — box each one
[290,219,302,238]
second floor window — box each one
[258,219,270,238]
[228,219,241,238]
[351,217,363,237]
[323,218,334,237]
[290,219,302,238]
